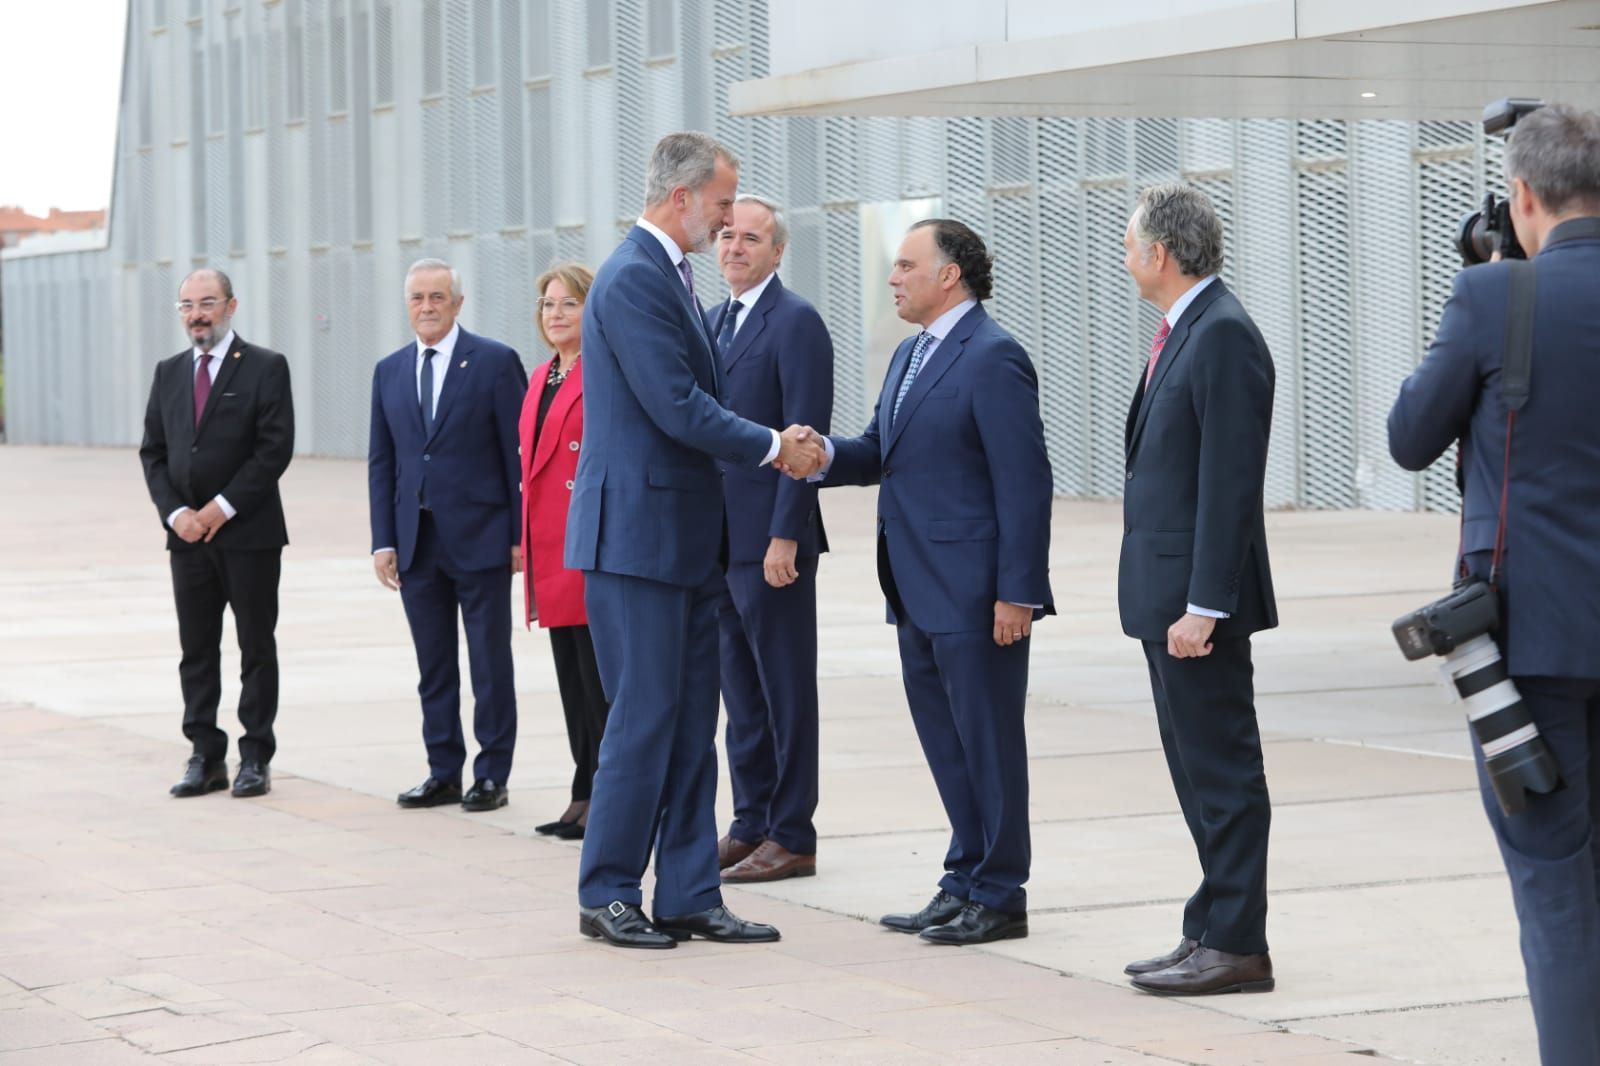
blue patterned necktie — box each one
[892,331,934,423]
[717,299,744,357]
[676,256,696,303]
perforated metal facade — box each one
[3,0,1511,511]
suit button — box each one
[568,440,579,451]
[1125,525,1132,535]
[1125,470,1134,480]
[883,466,893,477]
[565,479,574,490]
[423,454,431,462]
[191,445,199,453]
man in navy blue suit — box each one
[1116,184,1278,997]
[1389,105,1600,1065]
[368,259,526,814]
[710,194,834,884]
[566,132,826,949]
[795,219,1054,945]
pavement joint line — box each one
[1273,993,1533,1022]
[1028,870,1505,916]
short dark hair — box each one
[1505,104,1600,216]
[911,218,994,301]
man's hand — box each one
[763,537,800,588]
[511,546,524,574]
[171,509,206,544]
[774,424,826,479]
[195,499,230,542]
[374,549,401,591]
[993,601,1033,647]
[1167,612,1216,658]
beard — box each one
[188,319,224,351]
[683,199,715,253]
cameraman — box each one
[1388,104,1600,1066]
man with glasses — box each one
[368,258,527,813]
[140,269,295,798]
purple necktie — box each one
[677,256,697,303]
[194,353,213,426]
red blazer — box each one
[519,357,586,629]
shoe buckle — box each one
[607,900,627,918]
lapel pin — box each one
[233,351,241,359]
[460,360,468,369]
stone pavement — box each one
[0,446,1536,1064]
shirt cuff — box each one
[214,495,236,520]
[805,436,836,483]
[374,548,395,556]
[1187,603,1230,619]
[166,506,191,530]
[760,429,781,467]
[1006,602,1043,609]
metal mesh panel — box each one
[1036,118,1086,493]
[445,0,473,235]
[1083,180,1135,497]
[526,84,554,230]
[613,0,647,223]
[373,0,394,104]
[822,206,865,433]
[351,0,374,242]
[305,0,329,245]
[1295,120,1356,508]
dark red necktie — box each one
[194,353,213,426]
[1144,320,1171,386]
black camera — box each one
[1455,98,1545,266]
[1393,581,1564,816]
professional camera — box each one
[1455,97,1545,266]
[1393,581,1564,816]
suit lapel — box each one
[530,359,582,478]
[1126,281,1226,458]
[722,277,780,373]
[427,329,473,444]
[195,335,247,438]
[877,336,915,454]
[628,227,722,398]
[885,305,984,456]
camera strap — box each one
[1491,259,1538,587]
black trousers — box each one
[1142,635,1271,955]
[549,623,609,801]
[170,545,281,764]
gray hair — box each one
[1133,183,1225,279]
[179,268,234,300]
[404,257,462,300]
[1505,104,1600,216]
[734,193,789,247]
[643,131,739,207]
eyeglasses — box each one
[537,297,582,314]
[176,298,225,314]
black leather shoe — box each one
[651,904,780,943]
[1130,946,1274,996]
[880,889,966,934]
[1125,937,1199,976]
[170,755,228,798]
[461,779,508,811]
[579,901,677,949]
[552,820,585,840]
[231,760,271,797]
[919,902,1028,945]
[396,777,462,808]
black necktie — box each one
[420,347,438,435]
[717,300,744,358]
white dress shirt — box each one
[722,271,776,339]
[1158,275,1228,620]
[415,321,460,413]
[166,329,238,530]
[633,217,780,466]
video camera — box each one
[1455,98,1545,266]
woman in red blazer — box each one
[519,263,607,840]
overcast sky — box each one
[0,2,127,214]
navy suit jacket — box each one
[1389,217,1600,678]
[1117,280,1277,643]
[367,327,526,573]
[824,303,1054,634]
[709,275,834,564]
[566,225,775,587]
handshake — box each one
[773,425,828,480]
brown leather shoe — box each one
[717,834,761,870]
[1130,946,1274,996]
[721,841,816,883]
[1124,937,1199,976]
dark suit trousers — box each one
[171,545,281,764]
[397,512,517,784]
[718,558,820,855]
[549,624,609,802]
[1142,636,1271,955]
[1478,676,1600,1066]
[897,617,1032,915]
[579,569,725,916]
